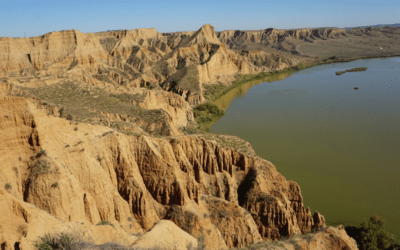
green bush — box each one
[5,183,12,190]
[34,231,91,250]
[29,159,51,180]
[172,138,180,144]
[33,230,131,250]
[196,103,224,116]
[198,116,212,123]
[345,215,399,250]
[143,85,152,90]
[193,102,225,128]
[96,221,114,228]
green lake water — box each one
[210,57,400,238]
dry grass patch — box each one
[20,81,169,135]
[200,133,256,157]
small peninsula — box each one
[336,67,368,75]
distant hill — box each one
[343,23,400,29]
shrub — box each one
[345,215,399,250]
[198,116,212,123]
[143,85,152,90]
[39,149,47,156]
[196,103,224,116]
[18,225,27,235]
[52,182,58,188]
[172,138,180,144]
[196,235,206,250]
[5,183,12,190]
[74,127,78,131]
[29,159,51,180]
[96,221,114,228]
[33,230,93,250]
[102,131,114,137]
[132,232,142,237]
[218,210,228,218]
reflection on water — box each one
[214,72,294,111]
[211,57,400,238]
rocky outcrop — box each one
[249,225,358,250]
[136,88,195,129]
[131,220,198,250]
[313,211,326,228]
[0,30,111,74]
[0,96,357,249]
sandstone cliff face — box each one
[0,96,358,250]
[136,88,195,130]
[0,30,112,74]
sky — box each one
[0,0,399,38]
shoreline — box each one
[195,53,400,132]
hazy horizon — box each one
[1,0,399,38]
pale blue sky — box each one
[1,0,399,38]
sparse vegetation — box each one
[18,225,27,235]
[199,133,255,156]
[21,81,168,135]
[96,221,114,228]
[5,183,12,190]
[93,74,115,84]
[102,131,114,137]
[162,65,200,93]
[33,230,131,250]
[204,72,271,102]
[39,149,47,156]
[29,159,51,180]
[110,92,147,104]
[193,102,224,132]
[52,182,58,188]
[100,37,119,52]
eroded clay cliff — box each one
[0,24,307,107]
[0,96,358,250]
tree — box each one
[346,215,399,250]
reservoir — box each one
[210,57,400,238]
